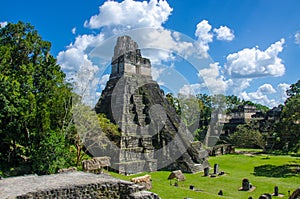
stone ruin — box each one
[91,35,209,174]
[131,174,152,190]
[0,172,160,199]
[82,156,111,173]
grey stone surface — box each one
[129,191,160,199]
[94,35,208,174]
[0,172,160,199]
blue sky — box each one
[1,0,300,107]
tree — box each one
[166,93,181,115]
[286,80,300,97]
[0,21,73,174]
[97,113,121,146]
[277,80,300,152]
[195,94,212,141]
[230,124,267,152]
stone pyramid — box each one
[94,35,209,174]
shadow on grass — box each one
[253,164,300,178]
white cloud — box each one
[151,66,165,82]
[72,27,76,34]
[195,20,213,42]
[225,78,252,96]
[238,82,290,107]
[57,33,106,106]
[57,1,237,106]
[0,21,7,28]
[57,33,104,72]
[213,26,235,41]
[198,62,226,94]
[84,0,172,29]
[178,83,203,96]
[241,90,277,108]
[194,20,213,58]
[258,84,276,94]
[295,32,300,45]
[277,83,290,103]
[99,74,110,90]
[225,39,285,78]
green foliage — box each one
[278,91,300,152]
[31,130,71,174]
[165,93,181,115]
[97,113,121,146]
[0,21,73,175]
[286,79,300,97]
[229,124,266,151]
[225,95,243,112]
[195,94,212,141]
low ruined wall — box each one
[209,144,235,156]
[0,172,160,199]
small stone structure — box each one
[0,172,160,199]
[274,186,279,196]
[209,144,235,156]
[168,170,186,181]
[58,167,77,173]
[242,178,251,190]
[82,156,111,173]
[218,190,223,195]
[239,178,255,191]
[131,175,152,190]
[213,163,219,174]
[203,167,209,176]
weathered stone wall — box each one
[208,144,235,156]
[0,172,160,199]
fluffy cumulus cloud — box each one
[58,0,177,106]
[258,83,276,94]
[57,33,104,72]
[194,20,213,58]
[240,90,277,108]
[277,83,290,102]
[178,83,203,96]
[84,0,172,29]
[225,78,252,96]
[179,62,227,96]
[195,20,213,42]
[238,83,290,107]
[213,26,235,41]
[57,33,105,106]
[225,39,285,78]
[295,32,300,45]
[193,21,235,58]
[198,62,226,94]
[0,21,7,28]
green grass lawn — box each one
[109,153,300,199]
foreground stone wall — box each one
[0,172,160,199]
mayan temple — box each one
[94,35,209,174]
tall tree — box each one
[277,80,300,152]
[229,124,267,152]
[0,22,73,174]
